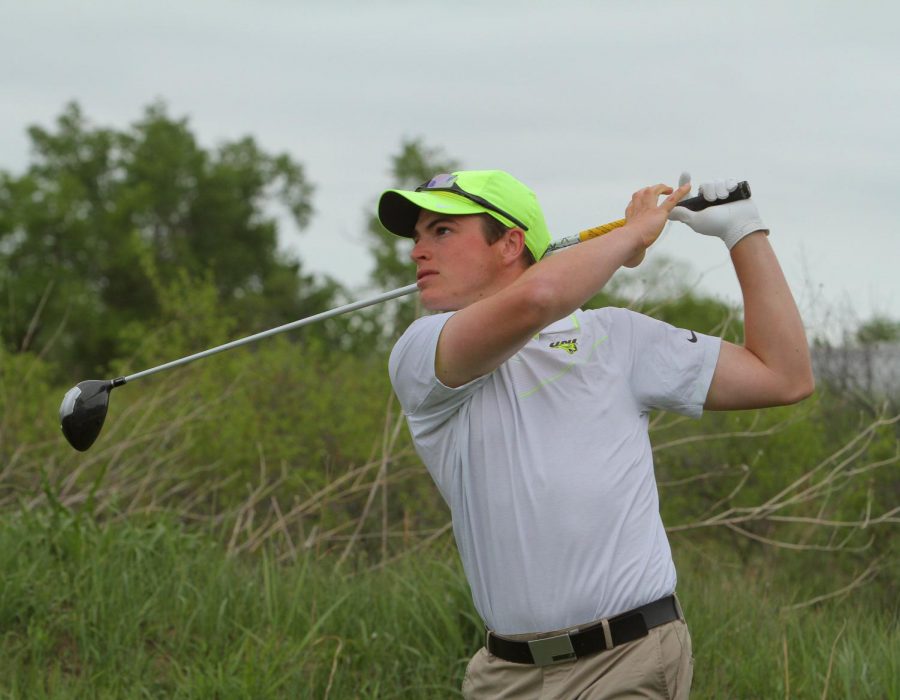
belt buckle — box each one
[527,633,576,666]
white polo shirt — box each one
[389,307,720,635]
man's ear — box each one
[500,227,527,265]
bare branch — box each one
[19,279,55,353]
[722,523,874,553]
[781,560,881,611]
[653,412,804,452]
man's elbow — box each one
[520,277,566,326]
[780,372,816,405]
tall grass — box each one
[0,508,896,699]
[1,299,897,698]
[673,543,899,699]
[0,506,479,698]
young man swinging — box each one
[378,170,813,699]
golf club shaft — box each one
[118,221,622,385]
[121,283,419,383]
[119,179,749,386]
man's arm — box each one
[705,232,814,409]
[667,177,814,410]
[436,183,690,388]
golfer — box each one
[378,170,813,699]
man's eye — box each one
[436,226,451,235]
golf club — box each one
[59,183,750,451]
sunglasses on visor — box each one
[415,174,530,231]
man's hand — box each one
[623,181,692,266]
[668,174,768,249]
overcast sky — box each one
[2,1,898,339]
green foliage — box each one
[0,512,896,698]
[655,391,898,573]
[0,102,337,378]
[0,290,896,697]
[0,115,897,696]
[675,543,899,699]
[0,511,478,698]
[856,315,900,344]
[0,345,55,458]
[648,292,742,342]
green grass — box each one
[0,509,896,699]
[674,543,899,699]
[0,508,478,698]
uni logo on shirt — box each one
[549,338,578,354]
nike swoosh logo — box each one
[687,331,698,343]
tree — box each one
[856,315,900,345]
[0,102,338,376]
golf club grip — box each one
[578,218,626,243]
[561,180,753,249]
[675,181,752,212]
[543,219,625,254]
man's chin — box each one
[420,292,461,313]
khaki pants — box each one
[462,619,693,700]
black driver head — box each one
[59,380,115,451]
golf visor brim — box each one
[378,190,507,238]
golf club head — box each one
[59,380,114,451]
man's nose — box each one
[410,238,430,261]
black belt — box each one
[486,594,682,666]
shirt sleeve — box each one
[610,308,721,418]
[388,312,489,421]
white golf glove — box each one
[668,172,768,250]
